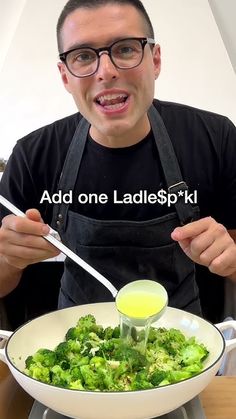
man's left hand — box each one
[171,217,236,277]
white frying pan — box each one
[1,303,236,419]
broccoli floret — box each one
[112,326,120,338]
[26,364,51,384]
[180,342,209,366]
[55,341,70,361]
[76,315,104,337]
[80,364,102,390]
[25,355,34,369]
[68,379,84,390]
[164,329,186,355]
[149,369,168,386]
[167,369,192,383]
[100,337,120,357]
[71,355,90,367]
[97,365,115,390]
[66,314,104,343]
[113,360,129,379]
[70,365,84,381]
[65,315,104,343]
[131,370,153,390]
[77,314,97,329]
[65,327,81,341]
[183,363,203,374]
[60,359,70,370]
[147,327,159,343]
[99,325,120,341]
[103,326,114,340]
[51,365,72,388]
[25,348,56,368]
[113,344,147,371]
[90,356,106,368]
[149,328,186,356]
[24,349,57,384]
[55,340,81,362]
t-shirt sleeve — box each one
[0,141,38,222]
[217,117,236,229]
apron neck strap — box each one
[148,105,194,224]
[51,116,90,232]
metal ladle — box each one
[0,196,168,334]
[0,195,118,297]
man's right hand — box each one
[0,208,60,270]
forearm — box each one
[0,210,58,298]
[0,255,23,297]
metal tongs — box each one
[0,195,118,298]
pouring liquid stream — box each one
[116,289,167,352]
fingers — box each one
[25,208,44,223]
[208,245,236,276]
[171,217,214,241]
[180,228,224,262]
[1,213,49,236]
[1,246,59,269]
[0,212,60,269]
[171,217,236,277]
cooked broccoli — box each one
[113,344,147,371]
[24,315,209,391]
[24,348,56,384]
[149,369,167,386]
[80,364,102,390]
[77,314,96,329]
[55,340,81,363]
[65,327,81,341]
[25,363,51,384]
[180,339,209,366]
[51,365,72,387]
[25,348,56,368]
[131,369,153,390]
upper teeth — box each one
[97,93,127,104]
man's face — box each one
[58,4,161,146]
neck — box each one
[89,115,151,148]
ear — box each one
[153,44,161,80]
[57,62,72,93]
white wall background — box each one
[0,0,235,159]
[209,0,236,72]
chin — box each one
[95,122,132,138]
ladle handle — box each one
[0,195,118,298]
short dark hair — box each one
[56,0,155,53]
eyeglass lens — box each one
[66,38,145,77]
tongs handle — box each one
[0,195,118,298]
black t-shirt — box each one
[71,130,169,220]
[1,99,236,229]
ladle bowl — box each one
[116,279,168,327]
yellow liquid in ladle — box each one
[116,291,166,318]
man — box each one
[0,0,236,316]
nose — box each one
[96,51,119,81]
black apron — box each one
[52,105,201,315]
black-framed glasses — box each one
[59,37,155,78]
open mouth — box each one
[95,93,129,110]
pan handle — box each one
[215,320,236,353]
[0,330,13,363]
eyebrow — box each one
[63,36,140,52]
